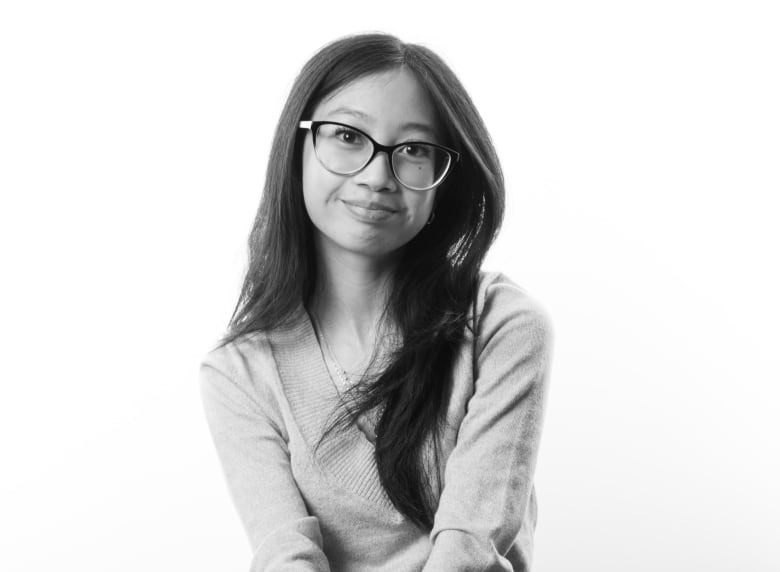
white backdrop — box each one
[2,1,778,571]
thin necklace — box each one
[311,310,392,443]
[311,312,362,392]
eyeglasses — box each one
[299,120,459,191]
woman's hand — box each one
[356,411,377,444]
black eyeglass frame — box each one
[299,120,460,191]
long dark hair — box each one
[220,33,505,529]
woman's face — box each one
[301,68,442,262]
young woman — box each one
[200,33,554,571]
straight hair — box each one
[220,33,505,529]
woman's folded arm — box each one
[200,358,330,572]
[424,280,554,571]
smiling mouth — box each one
[341,200,397,213]
[340,199,399,222]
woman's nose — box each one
[354,151,398,192]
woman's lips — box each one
[341,199,398,221]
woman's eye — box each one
[335,128,363,145]
[401,144,430,158]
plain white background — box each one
[2,1,778,570]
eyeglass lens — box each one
[314,124,451,190]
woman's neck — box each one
[310,240,399,366]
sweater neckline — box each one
[268,305,396,511]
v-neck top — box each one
[269,303,392,507]
[308,310,389,443]
[199,271,554,571]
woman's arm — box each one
[200,357,331,572]
[423,278,554,572]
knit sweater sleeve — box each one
[199,346,331,572]
[423,275,554,572]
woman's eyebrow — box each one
[326,107,371,122]
[399,121,437,139]
[325,107,437,138]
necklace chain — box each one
[310,310,390,442]
[311,312,362,391]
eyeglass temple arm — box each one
[299,121,313,129]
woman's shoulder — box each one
[199,306,310,388]
[199,330,273,383]
[473,270,554,346]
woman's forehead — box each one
[312,69,439,134]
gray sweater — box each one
[199,272,554,571]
